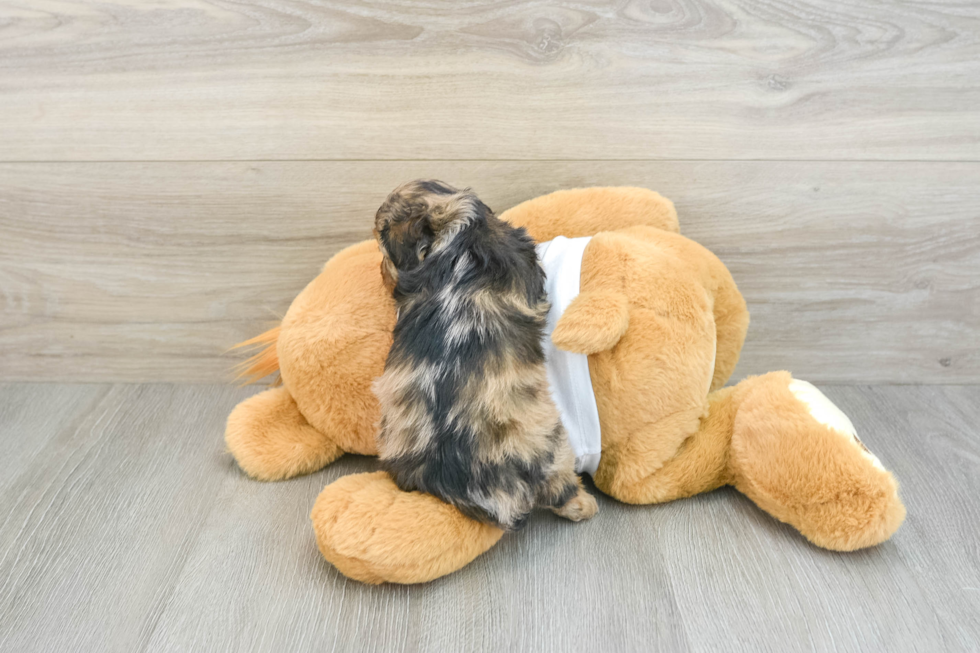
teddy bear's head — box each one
[277,240,393,456]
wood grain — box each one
[0,383,977,651]
[1,160,977,383]
[0,383,255,652]
[0,0,978,161]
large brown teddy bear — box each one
[226,187,905,584]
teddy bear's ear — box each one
[551,291,630,355]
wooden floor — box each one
[0,382,977,652]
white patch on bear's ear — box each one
[788,379,885,471]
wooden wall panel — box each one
[0,0,978,161]
[1,161,976,383]
[1,1,976,382]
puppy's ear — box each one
[386,213,436,270]
[410,215,436,262]
[380,256,398,293]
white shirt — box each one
[536,236,602,476]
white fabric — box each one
[788,379,885,471]
[536,236,602,476]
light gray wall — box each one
[1,1,977,383]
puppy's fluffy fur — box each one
[372,180,597,531]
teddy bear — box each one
[225,187,905,585]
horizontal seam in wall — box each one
[1,158,979,165]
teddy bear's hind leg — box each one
[727,372,906,551]
[592,392,735,505]
[226,386,343,481]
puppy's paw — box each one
[554,490,598,522]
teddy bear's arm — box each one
[551,291,630,355]
[311,472,504,584]
[225,386,343,481]
[551,234,631,355]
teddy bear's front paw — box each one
[551,291,629,355]
[311,471,505,584]
[225,387,343,481]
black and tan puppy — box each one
[372,180,598,531]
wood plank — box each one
[140,385,980,652]
[143,455,692,652]
[1,160,976,383]
[0,384,106,493]
[0,0,978,161]
[0,383,254,652]
[2,384,976,651]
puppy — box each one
[372,180,598,531]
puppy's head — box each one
[373,179,489,292]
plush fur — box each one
[310,471,504,584]
[232,325,281,385]
[371,180,596,530]
[225,186,906,584]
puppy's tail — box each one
[230,325,281,385]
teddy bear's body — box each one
[226,187,904,584]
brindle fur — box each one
[372,180,597,531]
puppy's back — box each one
[374,184,574,530]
